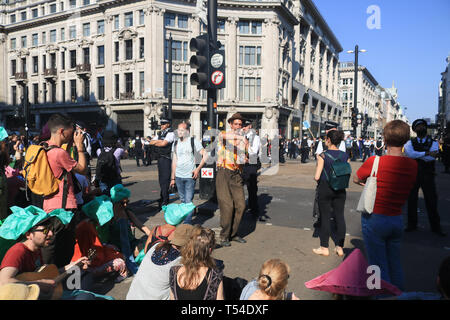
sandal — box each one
[312,247,329,256]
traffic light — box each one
[351,109,357,129]
[149,116,158,130]
[189,34,210,90]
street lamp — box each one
[346,45,367,138]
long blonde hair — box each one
[257,259,291,300]
[178,226,216,289]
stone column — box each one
[105,105,118,134]
[227,17,238,101]
[190,108,201,139]
[35,113,41,130]
[261,105,279,140]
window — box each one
[125,12,133,27]
[21,11,27,21]
[61,80,65,102]
[32,56,38,73]
[83,48,90,64]
[83,0,90,5]
[32,33,38,46]
[50,3,57,13]
[97,45,104,65]
[70,0,76,8]
[114,42,119,62]
[115,74,119,99]
[42,54,46,71]
[42,32,46,44]
[43,83,47,103]
[60,2,64,11]
[97,20,105,34]
[125,73,133,93]
[83,23,90,37]
[61,51,65,70]
[114,15,119,30]
[164,40,187,61]
[218,19,225,33]
[11,60,16,77]
[11,38,16,49]
[98,77,105,100]
[238,20,262,34]
[139,71,144,96]
[33,83,39,104]
[125,40,133,60]
[70,79,77,101]
[139,10,145,25]
[21,58,27,73]
[21,36,27,48]
[70,50,77,68]
[12,86,17,106]
[32,9,38,18]
[50,30,56,43]
[51,83,56,103]
[178,14,188,29]
[165,73,187,99]
[139,38,144,59]
[60,28,65,41]
[164,13,176,27]
[41,6,45,16]
[69,26,76,39]
[239,46,261,66]
[239,77,261,102]
[83,79,90,101]
[10,14,16,24]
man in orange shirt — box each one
[216,113,249,247]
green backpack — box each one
[323,152,352,191]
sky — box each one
[314,0,450,122]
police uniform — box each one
[405,119,446,236]
[152,118,175,207]
[242,121,261,218]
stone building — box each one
[0,0,342,140]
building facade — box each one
[0,0,342,140]
[438,54,450,133]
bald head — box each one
[176,122,189,140]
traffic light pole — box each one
[167,34,173,120]
[207,0,218,130]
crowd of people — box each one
[0,111,449,301]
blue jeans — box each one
[176,177,196,224]
[361,213,404,291]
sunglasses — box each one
[32,226,52,235]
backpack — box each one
[95,148,119,183]
[322,152,352,191]
[22,143,62,197]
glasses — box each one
[32,226,52,235]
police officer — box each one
[405,119,446,236]
[242,120,263,220]
[149,118,175,209]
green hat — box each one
[81,195,114,226]
[110,184,131,203]
[0,206,74,240]
[162,202,196,226]
[0,127,8,141]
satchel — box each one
[357,156,380,214]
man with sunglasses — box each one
[0,218,90,299]
[216,113,249,247]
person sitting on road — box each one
[126,224,194,300]
[169,225,224,300]
[98,184,151,275]
[240,258,299,300]
[0,209,94,300]
[143,202,194,254]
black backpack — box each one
[96,148,119,182]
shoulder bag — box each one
[356,156,380,214]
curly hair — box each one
[257,259,291,300]
[178,225,216,290]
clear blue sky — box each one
[314,0,450,122]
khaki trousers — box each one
[216,167,246,241]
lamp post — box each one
[346,45,366,138]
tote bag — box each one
[356,156,380,214]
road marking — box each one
[303,228,311,231]
[266,223,272,226]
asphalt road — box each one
[91,156,450,300]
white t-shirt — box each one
[172,137,204,179]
